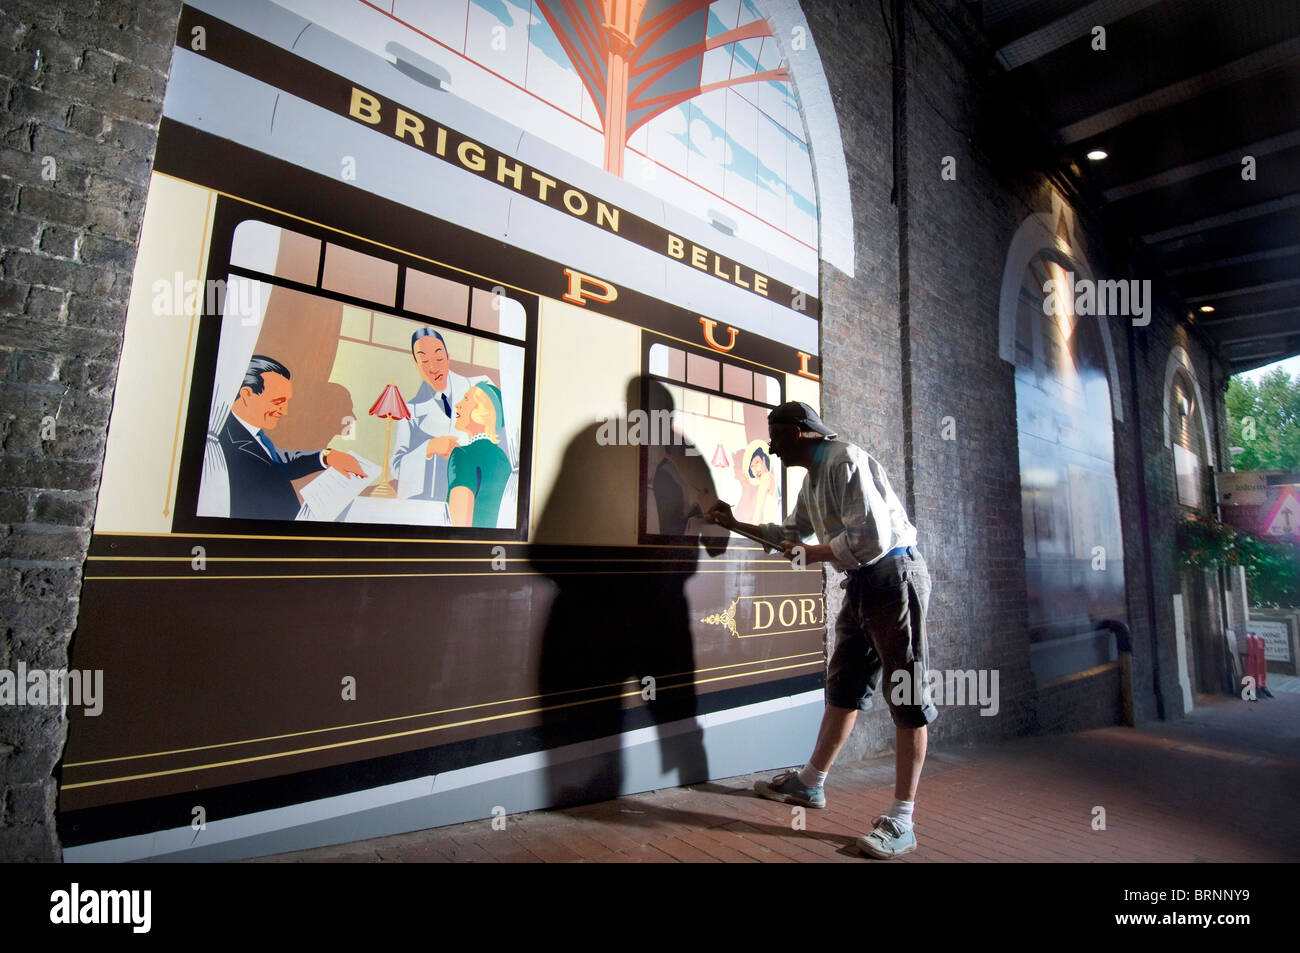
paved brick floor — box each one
[250,684,1300,863]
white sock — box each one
[797,764,828,788]
[889,798,915,830]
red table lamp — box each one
[368,381,410,498]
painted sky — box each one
[265,0,821,264]
[393,0,819,248]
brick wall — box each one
[1036,663,1125,735]
[803,0,1050,756]
[0,0,180,861]
[897,0,1040,746]
[799,1,907,761]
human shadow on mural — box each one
[532,377,727,805]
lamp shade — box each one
[368,383,410,420]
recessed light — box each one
[1086,150,1108,161]
[1200,305,1215,312]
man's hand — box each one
[425,436,458,458]
[324,450,366,478]
[780,539,834,566]
[707,500,736,529]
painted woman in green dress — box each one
[447,382,512,528]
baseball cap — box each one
[767,401,837,439]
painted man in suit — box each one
[390,327,487,501]
[221,355,366,521]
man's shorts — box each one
[827,547,938,728]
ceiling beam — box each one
[1103,129,1300,203]
[995,0,1163,70]
[1060,36,1300,143]
[1221,328,1300,346]
[1167,245,1300,276]
[1229,342,1288,355]
[1143,192,1300,244]
[1199,306,1300,326]
[1228,350,1289,367]
[1185,278,1300,303]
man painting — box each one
[709,401,936,859]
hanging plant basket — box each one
[1175,514,1240,570]
[1176,514,1300,607]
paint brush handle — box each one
[699,502,775,549]
[721,522,772,548]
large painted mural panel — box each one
[1013,250,1128,682]
[62,0,825,850]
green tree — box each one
[1226,368,1300,471]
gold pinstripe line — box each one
[90,530,766,550]
[59,660,824,790]
[86,555,783,564]
[737,626,824,639]
[61,651,824,769]
[84,567,817,580]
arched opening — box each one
[1007,238,1129,683]
[1170,368,1208,510]
[1162,345,1214,510]
[1163,346,1220,698]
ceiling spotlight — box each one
[1086,150,1108,161]
[1200,305,1215,312]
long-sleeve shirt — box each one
[758,440,917,573]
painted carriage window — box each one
[197,219,529,530]
[642,340,783,537]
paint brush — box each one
[685,503,772,548]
